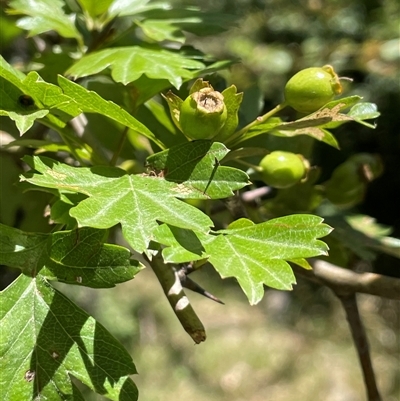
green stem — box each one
[225,102,288,147]
[58,126,86,165]
[110,126,129,166]
[39,119,86,165]
[234,159,263,171]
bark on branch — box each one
[149,253,206,344]
[293,260,393,401]
[337,293,382,401]
[293,259,400,300]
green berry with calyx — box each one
[179,88,228,140]
[259,151,306,188]
[284,65,343,114]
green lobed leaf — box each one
[193,59,236,77]
[0,274,138,401]
[0,55,26,88]
[4,138,72,152]
[0,224,142,288]
[271,127,340,149]
[24,72,82,120]
[136,19,187,43]
[145,141,250,199]
[233,98,374,148]
[347,102,380,128]
[57,75,165,149]
[153,224,208,263]
[0,58,80,133]
[320,95,363,111]
[208,215,331,304]
[269,103,357,148]
[289,258,312,270]
[154,215,332,305]
[65,47,205,89]
[135,8,238,43]
[108,0,165,18]
[21,156,214,253]
[50,198,79,227]
[77,0,114,17]
[5,109,49,134]
[325,212,400,260]
[0,57,42,134]
[8,0,82,41]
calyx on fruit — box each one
[179,87,228,140]
[259,151,306,189]
[284,65,344,114]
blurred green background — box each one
[58,265,399,401]
[1,0,399,399]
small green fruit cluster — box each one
[259,151,306,188]
[180,87,228,140]
[284,65,343,113]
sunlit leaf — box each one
[0,224,142,287]
[8,0,82,41]
[347,102,380,128]
[0,274,138,401]
[21,156,214,253]
[145,141,250,199]
[57,75,164,148]
[154,215,332,304]
[66,47,205,88]
[77,0,113,17]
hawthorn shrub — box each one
[0,1,397,401]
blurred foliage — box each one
[59,267,400,401]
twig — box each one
[149,254,206,344]
[110,126,129,166]
[293,259,392,401]
[222,190,248,220]
[336,293,382,401]
[225,102,287,146]
[241,186,272,202]
[177,266,224,305]
[292,259,400,300]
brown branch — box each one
[149,254,206,344]
[241,186,272,202]
[293,260,391,401]
[337,294,382,401]
[293,259,400,300]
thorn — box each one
[177,268,224,304]
[203,157,220,196]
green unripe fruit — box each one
[325,160,366,207]
[179,88,228,140]
[259,151,306,188]
[325,153,383,208]
[284,65,343,113]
